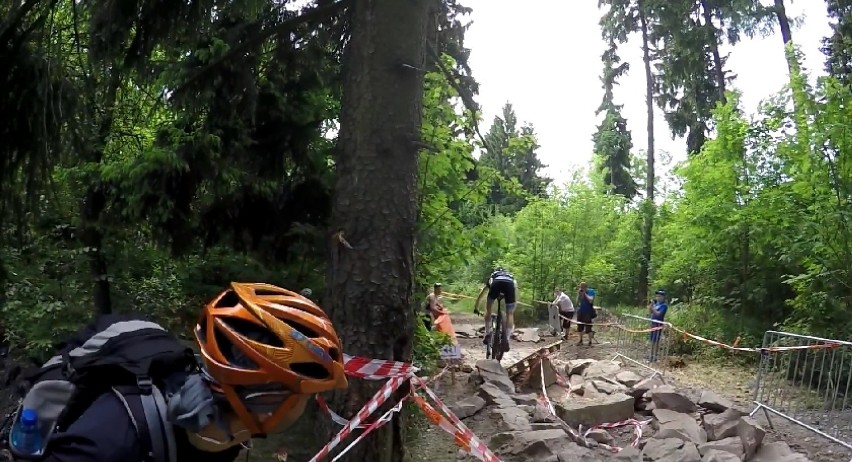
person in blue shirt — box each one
[575,282,596,346]
[648,289,668,362]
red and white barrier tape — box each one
[538,359,556,416]
[330,397,407,462]
[412,376,503,462]
[317,364,450,429]
[343,354,418,379]
[309,375,409,462]
[583,418,651,451]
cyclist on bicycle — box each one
[474,267,517,353]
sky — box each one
[461,0,834,180]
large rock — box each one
[514,329,542,343]
[556,392,634,427]
[566,358,596,376]
[652,409,707,444]
[529,357,559,389]
[479,381,512,405]
[448,395,486,419]
[631,376,665,399]
[501,429,566,461]
[489,406,533,432]
[569,375,586,393]
[492,429,600,462]
[697,436,744,459]
[512,393,540,406]
[454,324,479,339]
[650,384,699,413]
[751,442,812,462]
[583,360,622,380]
[591,379,628,395]
[615,370,643,388]
[703,408,744,441]
[585,428,614,444]
[736,416,765,460]
[532,403,556,423]
[475,359,516,394]
[613,446,642,461]
[697,390,734,413]
[701,449,742,462]
[555,443,600,462]
[641,437,701,461]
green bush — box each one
[411,318,453,374]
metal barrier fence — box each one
[611,313,670,379]
[751,331,852,452]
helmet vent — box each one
[215,290,240,308]
[291,362,330,380]
[214,327,259,370]
[217,317,286,370]
[254,288,283,297]
[286,320,319,338]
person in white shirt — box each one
[551,288,574,341]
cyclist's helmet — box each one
[195,282,347,435]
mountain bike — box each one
[486,295,506,361]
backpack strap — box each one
[113,381,176,462]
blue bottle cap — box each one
[21,408,38,425]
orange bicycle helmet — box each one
[195,282,347,435]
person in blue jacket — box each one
[575,283,596,346]
[648,289,668,362]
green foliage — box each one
[479,103,552,215]
[593,40,638,200]
[823,0,852,83]
[411,320,454,374]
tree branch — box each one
[172,0,350,98]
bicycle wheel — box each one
[492,300,505,361]
[485,314,494,359]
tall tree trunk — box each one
[637,0,656,305]
[326,0,430,461]
[700,0,727,103]
[775,0,793,46]
[80,69,121,315]
[775,0,796,73]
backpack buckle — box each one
[62,360,77,380]
[137,376,153,394]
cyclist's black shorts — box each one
[487,279,516,308]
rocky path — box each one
[406,316,848,462]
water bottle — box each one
[11,408,44,456]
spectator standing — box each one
[648,289,668,362]
[576,282,596,346]
[550,288,574,340]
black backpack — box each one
[0,314,197,462]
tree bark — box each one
[774,0,797,77]
[774,0,793,47]
[637,0,655,305]
[79,69,122,316]
[700,0,727,104]
[325,0,431,461]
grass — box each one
[441,293,478,314]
